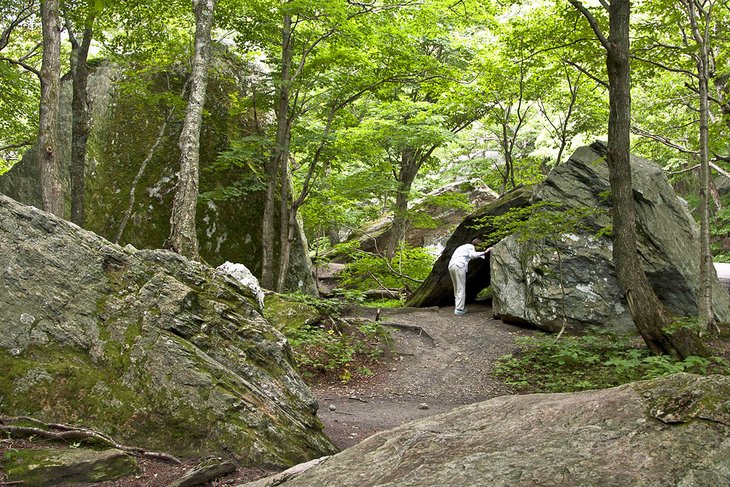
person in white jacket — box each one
[448,238,492,315]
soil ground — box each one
[313,303,539,449]
[1,303,537,485]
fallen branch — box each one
[168,461,236,487]
[0,416,181,464]
[362,288,403,300]
[377,321,435,344]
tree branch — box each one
[568,0,611,52]
[632,54,696,77]
[563,59,608,88]
[631,125,698,155]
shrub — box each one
[286,319,391,384]
[493,328,730,393]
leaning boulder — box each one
[238,373,730,486]
[0,194,337,467]
[491,142,730,332]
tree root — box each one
[0,415,181,464]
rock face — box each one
[240,373,730,487]
[0,194,337,467]
[0,60,317,295]
[409,142,730,333]
[492,142,730,332]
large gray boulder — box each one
[491,142,730,332]
[240,373,730,487]
[0,194,337,467]
[0,59,317,295]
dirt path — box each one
[313,303,539,449]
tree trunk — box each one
[167,0,216,260]
[685,0,716,330]
[386,154,419,259]
[262,13,293,290]
[39,0,63,217]
[69,14,96,227]
[696,30,715,330]
[276,127,291,292]
[603,0,707,359]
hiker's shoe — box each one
[454,309,467,315]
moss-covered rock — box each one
[263,294,323,334]
[2,448,138,486]
[0,194,337,467]
[0,56,316,295]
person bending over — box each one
[448,237,491,315]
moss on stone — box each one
[263,294,323,334]
[3,448,139,486]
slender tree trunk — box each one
[262,13,293,289]
[685,0,716,330]
[697,41,715,330]
[69,13,96,227]
[386,155,418,259]
[276,127,291,292]
[167,0,216,260]
[39,0,63,217]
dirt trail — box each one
[313,303,539,449]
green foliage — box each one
[338,245,435,291]
[475,201,605,246]
[494,329,730,393]
[282,291,344,316]
[286,319,391,384]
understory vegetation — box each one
[274,293,393,384]
[287,320,391,384]
[494,327,730,393]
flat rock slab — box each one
[2,447,138,486]
[242,373,730,487]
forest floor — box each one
[312,303,539,449]
[0,303,537,486]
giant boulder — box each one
[0,194,337,467]
[0,57,316,294]
[241,373,730,487]
[492,142,730,332]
